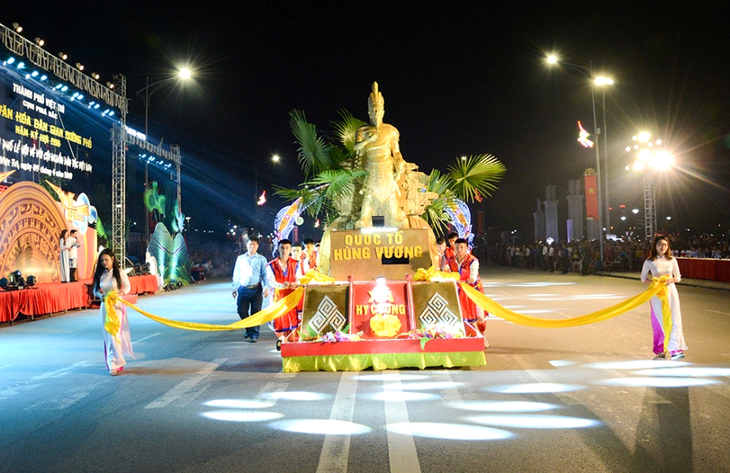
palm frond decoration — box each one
[332,109,366,155]
[422,169,458,234]
[290,110,331,179]
[447,154,506,202]
[273,184,327,219]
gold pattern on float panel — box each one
[411,282,465,335]
[309,295,347,335]
[419,293,461,331]
[301,285,349,335]
[0,181,67,282]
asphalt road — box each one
[1,266,729,473]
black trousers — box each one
[236,284,263,339]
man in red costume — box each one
[443,231,459,263]
[265,239,302,350]
[302,238,319,271]
[446,238,488,347]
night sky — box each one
[4,1,729,240]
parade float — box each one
[273,82,506,372]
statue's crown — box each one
[368,82,384,110]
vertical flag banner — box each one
[584,171,599,220]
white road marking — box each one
[145,358,227,409]
[316,372,359,473]
[254,372,296,406]
[31,361,93,381]
[384,371,421,473]
[0,362,93,403]
[133,332,161,345]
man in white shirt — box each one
[232,236,268,342]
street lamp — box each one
[546,54,613,267]
[625,132,673,240]
[254,154,281,236]
[136,67,193,247]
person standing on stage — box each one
[447,238,488,347]
[93,248,132,376]
[232,236,268,343]
[641,234,687,360]
[67,229,84,282]
[59,229,71,283]
[265,239,302,350]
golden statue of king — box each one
[354,82,408,229]
[318,82,441,276]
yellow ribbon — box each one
[103,290,122,343]
[459,276,669,328]
[369,313,402,337]
[413,266,460,282]
[106,287,304,331]
[300,269,335,285]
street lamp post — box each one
[136,68,192,247]
[254,154,281,237]
[546,55,613,268]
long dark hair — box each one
[93,248,122,292]
[60,229,68,243]
[649,235,673,261]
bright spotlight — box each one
[6,57,15,65]
[637,131,651,142]
[651,150,674,170]
[469,414,601,429]
[201,410,283,422]
[637,149,652,162]
[58,52,68,60]
[12,23,23,33]
[485,383,584,394]
[106,81,115,89]
[546,54,558,64]
[270,419,372,435]
[91,72,100,80]
[34,37,45,47]
[594,76,614,86]
[387,422,513,441]
[178,67,192,79]
[75,62,84,71]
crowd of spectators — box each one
[188,240,239,278]
[476,232,730,274]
